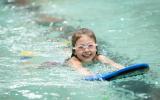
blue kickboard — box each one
[84,63,149,81]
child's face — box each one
[74,35,97,62]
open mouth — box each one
[82,52,92,58]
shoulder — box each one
[66,56,82,66]
[96,54,106,60]
[95,54,110,64]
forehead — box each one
[76,35,95,44]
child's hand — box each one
[84,74,103,81]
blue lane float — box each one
[84,63,149,81]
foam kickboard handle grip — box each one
[84,63,149,81]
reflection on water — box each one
[115,80,160,100]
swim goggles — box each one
[73,43,97,50]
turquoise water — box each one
[0,0,160,100]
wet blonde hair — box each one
[71,28,98,57]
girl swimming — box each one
[67,28,123,76]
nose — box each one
[84,47,90,52]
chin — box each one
[82,58,93,63]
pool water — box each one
[0,0,160,100]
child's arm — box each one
[67,57,94,76]
[97,55,124,69]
